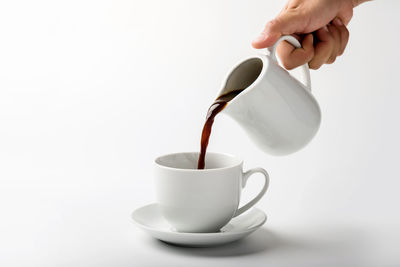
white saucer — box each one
[130,203,267,247]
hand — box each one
[252,0,362,70]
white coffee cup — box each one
[155,152,269,233]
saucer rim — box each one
[130,203,267,236]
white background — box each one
[0,0,399,266]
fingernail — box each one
[333,18,343,26]
[253,32,267,44]
[323,26,329,32]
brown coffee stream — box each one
[197,89,244,169]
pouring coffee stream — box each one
[198,89,244,169]
[197,35,321,169]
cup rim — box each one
[154,151,243,172]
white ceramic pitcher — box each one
[218,35,321,155]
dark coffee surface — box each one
[197,89,244,169]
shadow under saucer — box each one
[151,224,371,263]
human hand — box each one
[252,0,365,70]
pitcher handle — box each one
[268,35,312,91]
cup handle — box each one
[267,35,312,91]
[233,168,270,217]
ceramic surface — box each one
[154,152,269,233]
[219,35,321,155]
[131,203,267,247]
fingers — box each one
[308,27,333,69]
[308,20,349,69]
[326,24,341,64]
[276,34,314,70]
[332,18,349,55]
[252,9,307,48]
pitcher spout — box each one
[217,56,265,99]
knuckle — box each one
[305,49,315,60]
[281,59,296,70]
[343,27,350,40]
[326,57,336,64]
[309,64,320,70]
[308,61,320,70]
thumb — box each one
[252,11,306,48]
